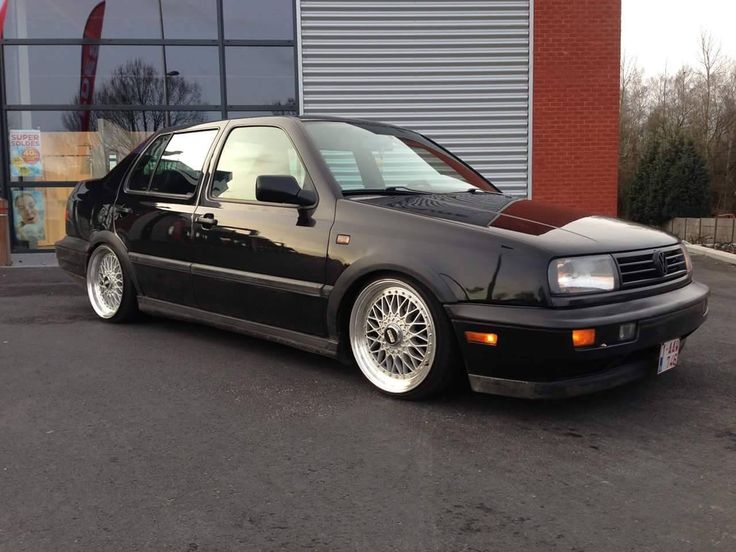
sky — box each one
[622,0,736,77]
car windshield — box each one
[303,121,498,195]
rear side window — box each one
[149,130,218,196]
[127,134,169,191]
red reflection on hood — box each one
[490,199,589,236]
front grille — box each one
[613,245,688,289]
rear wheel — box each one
[349,278,456,399]
[86,245,138,323]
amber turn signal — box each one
[465,331,498,346]
[572,328,596,348]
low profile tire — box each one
[86,244,138,323]
[349,277,456,399]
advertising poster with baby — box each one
[11,189,46,248]
[9,129,43,178]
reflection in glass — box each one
[128,134,170,191]
[10,187,75,249]
[223,0,294,40]
[5,0,161,39]
[211,127,306,201]
[161,0,217,39]
[227,111,298,119]
[6,111,221,183]
[150,130,218,195]
[164,47,221,105]
[225,47,296,106]
[4,45,165,105]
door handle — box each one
[114,205,132,215]
[195,213,218,228]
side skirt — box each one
[138,297,339,359]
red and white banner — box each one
[79,1,106,131]
[0,0,9,39]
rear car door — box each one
[191,124,332,336]
[114,128,220,306]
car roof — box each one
[164,115,406,134]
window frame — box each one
[204,124,318,208]
[123,127,220,199]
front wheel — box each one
[86,245,138,323]
[349,278,456,399]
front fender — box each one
[325,254,467,338]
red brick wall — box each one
[531,0,621,216]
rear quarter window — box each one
[127,134,170,192]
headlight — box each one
[548,255,618,294]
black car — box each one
[56,116,709,399]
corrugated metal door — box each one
[298,0,531,196]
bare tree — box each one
[63,58,204,134]
[619,33,736,216]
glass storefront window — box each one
[7,111,154,183]
[5,0,162,39]
[164,47,221,105]
[223,0,294,40]
[4,45,166,106]
[225,47,296,107]
[161,0,218,39]
[1,1,299,253]
[6,111,222,183]
[10,186,75,249]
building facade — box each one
[0,0,620,252]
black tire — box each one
[348,276,458,400]
[86,244,139,323]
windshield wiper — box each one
[342,186,430,196]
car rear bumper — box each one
[445,281,709,399]
[55,236,88,280]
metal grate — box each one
[614,245,688,289]
[298,0,531,196]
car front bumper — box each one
[445,281,709,399]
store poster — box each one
[11,189,46,248]
[9,129,43,178]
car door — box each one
[191,124,332,336]
[114,127,220,306]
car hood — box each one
[352,192,678,253]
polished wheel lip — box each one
[87,245,124,319]
[350,279,436,394]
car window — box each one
[319,150,363,190]
[127,134,170,191]
[211,126,307,201]
[304,121,496,194]
[149,129,218,196]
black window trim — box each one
[123,126,221,200]
[203,123,319,209]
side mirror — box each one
[255,175,316,207]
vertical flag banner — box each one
[0,0,7,39]
[79,1,106,131]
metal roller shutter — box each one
[298,0,531,196]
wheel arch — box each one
[327,260,464,359]
[86,230,140,294]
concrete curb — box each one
[685,243,736,266]
[1,252,59,269]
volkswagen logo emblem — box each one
[652,250,668,276]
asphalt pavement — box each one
[0,257,734,551]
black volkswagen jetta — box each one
[56,116,709,399]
